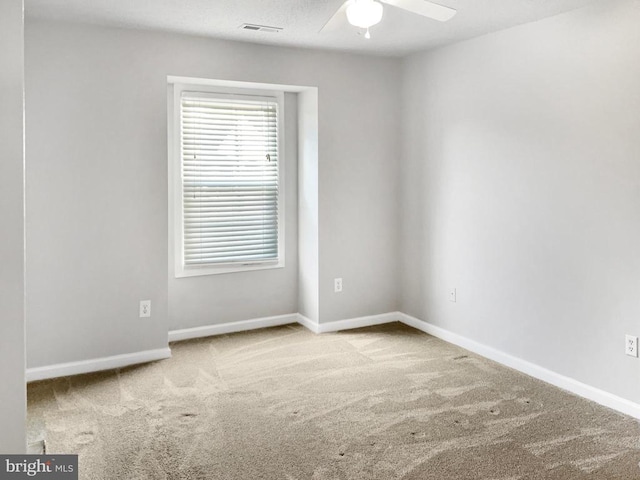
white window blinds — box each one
[180,92,280,268]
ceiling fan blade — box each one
[380,0,456,22]
[319,0,352,33]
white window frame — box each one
[169,82,285,278]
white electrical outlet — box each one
[625,335,638,357]
[449,288,457,303]
[334,278,343,293]
[140,300,151,318]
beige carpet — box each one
[28,322,640,479]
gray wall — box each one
[400,0,640,403]
[318,70,400,322]
[26,21,170,367]
[25,20,401,367]
[0,0,27,453]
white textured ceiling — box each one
[26,0,599,56]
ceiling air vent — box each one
[240,23,283,34]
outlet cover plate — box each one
[140,300,151,318]
[625,335,638,357]
[449,288,457,303]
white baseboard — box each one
[168,312,400,339]
[398,313,640,419]
[296,314,320,334]
[168,313,299,342]
[26,347,171,383]
[27,310,640,419]
[299,312,402,334]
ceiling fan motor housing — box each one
[346,0,384,29]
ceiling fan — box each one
[320,0,457,39]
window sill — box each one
[175,260,285,278]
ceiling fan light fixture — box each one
[346,0,384,29]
